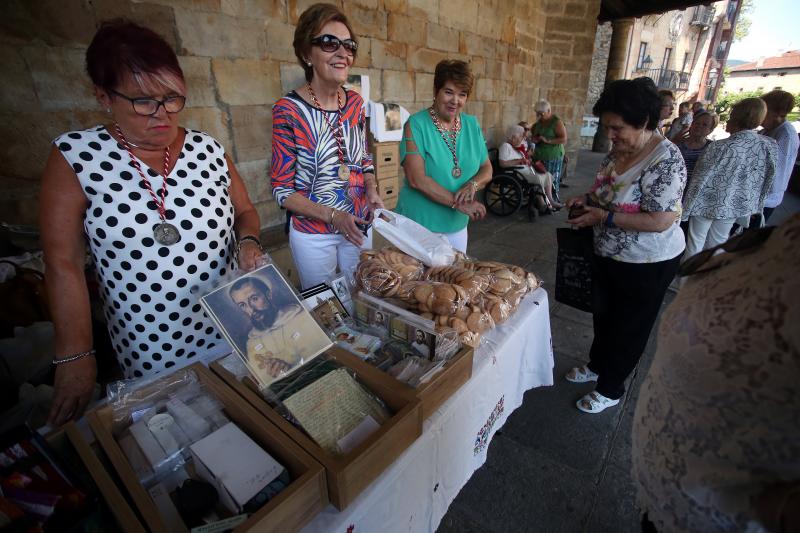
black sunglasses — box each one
[311,34,358,55]
[678,225,775,277]
[109,89,186,116]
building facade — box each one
[723,50,800,94]
[581,0,742,148]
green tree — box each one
[734,0,754,42]
[714,90,762,123]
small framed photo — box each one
[367,308,392,337]
[200,264,333,388]
[390,318,435,360]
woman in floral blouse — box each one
[564,77,686,414]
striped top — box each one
[677,139,711,183]
[271,89,374,234]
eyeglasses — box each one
[678,225,775,277]
[310,34,358,55]
[109,89,186,116]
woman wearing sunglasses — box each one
[271,3,382,289]
[39,20,261,426]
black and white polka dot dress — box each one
[54,126,236,379]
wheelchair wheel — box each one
[483,175,523,216]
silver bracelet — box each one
[52,349,96,365]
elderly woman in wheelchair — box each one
[497,124,562,215]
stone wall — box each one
[0,0,600,229]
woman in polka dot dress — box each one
[39,21,262,426]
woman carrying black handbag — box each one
[560,78,686,414]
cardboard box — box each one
[87,363,328,533]
[383,196,398,210]
[378,174,399,201]
[211,347,422,510]
[45,424,146,533]
[331,346,474,421]
[372,142,400,175]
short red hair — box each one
[86,19,185,95]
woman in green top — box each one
[396,60,492,253]
[531,99,568,197]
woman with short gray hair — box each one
[498,124,561,212]
[531,99,567,197]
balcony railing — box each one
[636,68,691,91]
[690,5,714,28]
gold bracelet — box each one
[330,208,337,225]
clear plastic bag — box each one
[360,247,425,282]
[372,209,456,267]
[262,356,391,456]
[355,258,403,298]
[107,369,229,488]
[424,265,492,300]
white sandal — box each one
[576,391,620,414]
[565,365,598,383]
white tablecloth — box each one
[302,288,554,532]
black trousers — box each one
[586,253,681,400]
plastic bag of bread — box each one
[397,280,468,316]
[424,265,491,300]
[361,248,425,282]
[355,259,401,298]
[477,294,514,325]
[459,331,482,349]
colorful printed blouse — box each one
[589,137,686,263]
[271,89,374,234]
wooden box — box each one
[211,347,422,510]
[332,346,474,421]
[87,363,328,533]
[45,424,146,533]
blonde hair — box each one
[728,98,767,130]
[694,110,719,130]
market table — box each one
[301,287,554,532]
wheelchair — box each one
[482,148,548,220]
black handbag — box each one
[554,227,594,313]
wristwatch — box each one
[605,211,615,228]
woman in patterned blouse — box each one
[563,77,686,414]
[271,3,382,289]
[682,98,776,260]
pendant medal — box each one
[338,163,350,180]
[452,167,462,178]
[154,222,181,245]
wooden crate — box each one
[45,424,146,533]
[211,347,422,510]
[332,346,474,420]
[87,363,328,533]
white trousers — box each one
[289,227,372,290]
[438,227,469,253]
[683,216,736,262]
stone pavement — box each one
[435,148,800,533]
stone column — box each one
[592,17,634,153]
